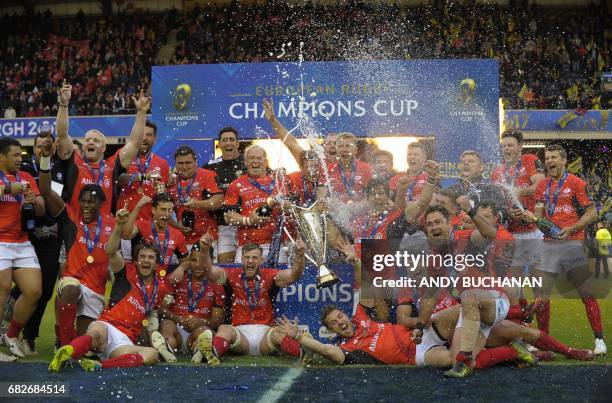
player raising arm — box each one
[195,234,307,365]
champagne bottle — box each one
[533,202,562,238]
[21,182,36,232]
[182,210,195,230]
[256,197,275,217]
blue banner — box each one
[151,60,500,165]
[0,115,145,139]
[505,109,612,132]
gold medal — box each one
[142,319,149,326]
[159,269,166,278]
[86,255,94,264]
[137,187,144,194]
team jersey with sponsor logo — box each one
[61,153,125,216]
[168,272,225,318]
[534,172,593,240]
[339,304,416,365]
[57,205,115,295]
[224,267,279,326]
[0,170,40,243]
[491,154,543,233]
[286,171,322,208]
[397,288,460,315]
[388,171,429,202]
[167,168,223,243]
[327,159,373,201]
[224,174,281,246]
[100,263,171,342]
[132,220,188,273]
[116,150,170,222]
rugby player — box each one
[203,127,247,263]
[55,81,150,215]
[49,207,170,372]
[522,144,605,355]
[0,137,44,359]
[196,235,306,365]
[326,132,373,202]
[388,142,429,205]
[155,244,225,363]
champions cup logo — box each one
[459,78,476,103]
[173,84,191,110]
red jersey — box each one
[450,210,470,231]
[535,172,593,240]
[116,150,170,222]
[167,168,223,244]
[224,174,280,246]
[327,159,373,201]
[224,267,279,326]
[168,271,225,318]
[134,220,188,272]
[286,171,320,208]
[388,171,429,202]
[59,205,115,295]
[0,170,39,243]
[339,305,416,365]
[353,209,404,257]
[453,226,514,293]
[63,153,124,216]
[100,263,171,342]
[397,288,459,315]
[491,154,543,233]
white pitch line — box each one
[257,368,304,403]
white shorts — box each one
[177,324,192,354]
[511,230,543,267]
[92,321,134,361]
[456,292,509,337]
[217,225,238,254]
[540,240,587,273]
[0,241,40,270]
[234,324,271,356]
[416,321,446,367]
[69,283,104,319]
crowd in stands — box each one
[1,1,610,118]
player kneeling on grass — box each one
[49,208,170,372]
[153,243,226,363]
[196,235,307,365]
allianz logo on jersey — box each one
[81,177,111,188]
[128,295,146,314]
[277,283,353,303]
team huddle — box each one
[0,82,607,377]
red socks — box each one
[582,297,603,337]
[506,304,524,321]
[6,319,24,339]
[475,347,518,369]
[519,298,528,308]
[280,336,301,357]
[101,354,144,368]
[212,336,230,357]
[69,335,93,359]
[533,331,570,356]
[57,303,77,346]
[455,351,472,365]
[535,299,550,334]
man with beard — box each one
[373,150,397,183]
[49,208,170,372]
[521,144,605,355]
[116,121,170,221]
[327,132,373,202]
[54,81,149,215]
[204,127,248,263]
[452,150,506,211]
[121,193,189,283]
[154,244,225,363]
[38,140,116,347]
[0,137,44,359]
[196,236,306,365]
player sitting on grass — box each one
[153,243,226,363]
[280,245,534,369]
[196,235,307,365]
[49,207,171,372]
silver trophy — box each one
[284,201,339,289]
